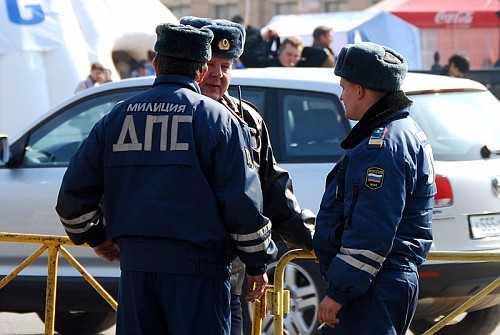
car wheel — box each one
[409,305,500,335]
[243,245,328,335]
[36,311,116,335]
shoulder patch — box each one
[244,146,254,168]
[368,127,387,148]
[365,167,385,190]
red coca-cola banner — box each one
[394,10,498,28]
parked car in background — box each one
[1,68,499,335]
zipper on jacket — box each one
[346,185,359,229]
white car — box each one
[1,68,499,335]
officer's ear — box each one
[152,53,159,76]
[196,63,208,83]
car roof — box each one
[230,67,488,94]
[12,68,487,140]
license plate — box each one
[469,213,500,239]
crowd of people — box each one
[74,17,478,95]
[233,14,336,69]
[61,14,438,335]
[430,51,471,78]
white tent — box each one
[263,10,422,70]
[0,0,177,137]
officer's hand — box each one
[318,295,341,329]
[245,273,268,302]
[92,240,120,262]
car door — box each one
[230,84,349,212]
[0,87,146,274]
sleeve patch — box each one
[365,167,385,190]
[368,127,387,148]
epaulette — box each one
[368,127,387,148]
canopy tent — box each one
[0,0,177,137]
[368,0,500,69]
[262,10,422,70]
[369,0,499,28]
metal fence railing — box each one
[0,232,117,335]
[251,249,500,335]
[1,232,499,335]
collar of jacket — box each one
[152,75,202,94]
[341,90,412,149]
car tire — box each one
[242,241,328,335]
[36,311,116,335]
[409,305,500,335]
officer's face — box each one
[339,78,364,121]
[200,56,232,101]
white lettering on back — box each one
[113,115,143,151]
[126,102,187,113]
[113,114,193,152]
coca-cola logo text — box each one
[435,11,474,25]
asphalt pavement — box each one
[1,311,499,335]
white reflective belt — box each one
[59,209,99,225]
[337,247,386,276]
[235,235,272,253]
[337,254,379,276]
[340,247,385,263]
[63,221,97,234]
[230,221,271,242]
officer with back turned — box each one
[56,23,277,335]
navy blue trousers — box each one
[116,238,232,335]
[230,294,243,335]
[323,268,418,335]
[116,270,231,334]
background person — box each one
[74,62,105,93]
[441,53,470,77]
[313,42,436,334]
[430,51,443,74]
[56,23,277,335]
[180,16,316,335]
[232,14,279,68]
[94,68,113,87]
[267,35,304,67]
[298,25,336,67]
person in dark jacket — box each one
[313,42,436,334]
[298,25,336,68]
[180,16,316,335]
[441,53,470,78]
[56,23,277,335]
[232,14,279,68]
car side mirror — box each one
[0,134,10,164]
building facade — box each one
[161,0,380,28]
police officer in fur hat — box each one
[180,16,316,335]
[56,23,278,334]
[313,42,436,334]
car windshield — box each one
[409,90,500,161]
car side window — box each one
[282,92,348,159]
[228,87,265,117]
[22,89,145,167]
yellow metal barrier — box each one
[2,232,499,334]
[252,249,500,335]
[0,232,118,335]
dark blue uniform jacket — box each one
[56,75,276,275]
[313,91,436,305]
